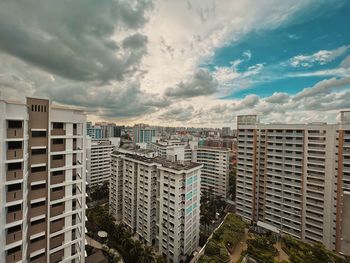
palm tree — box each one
[130,240,143,258]
[138,245,156,263]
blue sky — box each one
[207,0,350,99]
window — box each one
[31,184,46,190]
[31,166,46,173]
[52,122,64,129]
[8,120,22,129]
[52,155,64,160]
[52,139,64,144]
[32,148,46,155]
[32,131,46,137]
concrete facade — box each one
[236,113,350,255]
[109,149,202,263]
[0,97,87,263]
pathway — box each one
[274,241,289,262]
[230,228,248,263]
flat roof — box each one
[113,150,202,171]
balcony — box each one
[50,219,64,234]
[30,154,47,165]
[30,137,47,147]
[50,234,64,249]
[51,159,65,169]
[29,254,46,263]
[51,129,66,136]
[7,149,23,160]
[49,249,63,263]
[6,210,23,224]
[7,128,24,139]
[7,190,23,203]
[29,205,46,218]
[50,204,64,217]
[51,143,65,152]
[7,169,23,181]
[6,249,22,263]
[30,171,47,183]
[29,238,46,254]
[51,189,64,201]
[51,173,65,185]
[6,229,22,245]
[30,188,46,200]
[29,221,46,236]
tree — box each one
[138,246,156,263]
[228,170,236,200]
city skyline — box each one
[1,0,350,128]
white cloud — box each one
[289,45,350,68]
[293,76,350,100]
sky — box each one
[0,0,350,128]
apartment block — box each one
[192,146,230,199]
[110,148,202,263]
[86,138,119,187]
[133,124,156,145]
[0,97,87,263]
[236,112,350,255]
[151,140,192,162]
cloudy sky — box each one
[1,0,350,127]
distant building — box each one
[110,148,202,263]
[87,126,103,139]
[86,138,119,187]
[0,97,87,263]
[222,127,232,137]
[192,146,231,199]
[236,112,350,255]
[133,124,156,145]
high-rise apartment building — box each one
[221,127,232,137]
[236,113,350,255]
[133,124,156,145]
[110,148,202,263]
[0,97,87,263]
[87,126,103,139]
[86,138,119,187]
[192,147,230,199]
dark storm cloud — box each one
[0,0,152,82]
[164,69,218,98]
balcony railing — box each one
[50,234,64,249]
[7,170,23,181]
[29,238,46,254]
[30,188,46,200]
[51,129,66,136]
[7,149,23,160]
[51,174,65,185]
[50,219,64,234]
[6,229,22,245]
[6,249,22,263]
[50,204,64,217]
[29,221,46,236]
[29,205,46,218]
[30,154,47,165]
[7,190,23,203]
[7,128,24,139]
[6,210,23,224]
[30,137,47,147]
[51,159,65,169]
[51,143,65,152]
[30,171,47,183]
[49,249,63,263]
[51,189,64,201]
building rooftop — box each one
[113,150,202,171]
